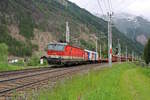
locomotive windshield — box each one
[48,44,65,51]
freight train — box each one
[41,42,133,65]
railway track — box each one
[0,63,107,98]
[0,65,60,78]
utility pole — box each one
[132,51,134,62]
[65,1,70,43]
[118,39,121,62]
[100,44,102,59]
[66,21,70,43]
[126,46,128,62]
[108,12,113,66]
[90,35,98,53]
[134,52,136,61]
[96,37,98,53]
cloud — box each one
[69,0,150,19]
[126,1,150,15]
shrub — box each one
[13,60,25,66]
[19,13,34,39]
[27,54,40,66]
[144,39,150,64]
[0,43,8,64]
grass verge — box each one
[15,63,150,100]
[0,63,49,72]
[0,63,25,72]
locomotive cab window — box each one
[48,44,65,51]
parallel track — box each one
[0,63,107,97]
[0,65,61,78]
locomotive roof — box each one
[48,42,68,46]
[48,42,97,53]
[48,42,86,50]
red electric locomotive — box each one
[42,42,133,65]
[46,42,88,65]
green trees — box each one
[27,54,40,66]
[144,39,150,64]
[0,24,37,57]
[19,14,34,39]
[0,43,8,64]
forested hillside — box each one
[113,13,150,45]
[0,0,143,57]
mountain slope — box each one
[113,13,150,45]
[0,0,143,57]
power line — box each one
[101,0,109,13]
[107,0,111,12]
[109,0,113,11]
[97,0,105,15]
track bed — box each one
[0,63,108,99]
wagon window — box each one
[48,44,65,51]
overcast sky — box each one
[69,0,150,19]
